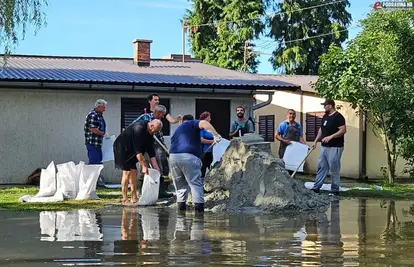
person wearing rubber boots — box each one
[275,109,306,177]
[169,114,221,213]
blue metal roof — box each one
[0,55,298,90]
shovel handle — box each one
[153,135,169,156]
[290,147,314,178]
[201,142,216,158]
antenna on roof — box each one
[182,20,187,63]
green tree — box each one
[266,0,352,74]
[314,9,414,183]
[183,0,265,73]
[0,0,47,57]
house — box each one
[254,75,409,179]
[0,39,299,184]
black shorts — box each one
[114,152,138,171]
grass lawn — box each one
[1,182,414,212]
[0,187,122,211]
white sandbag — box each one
[283,142,310,172]
[73,161,85,193]
[102,135,116,162]
[19,191,65,203]
[103,184,131,189]
[304,182,384,192]
[76,164,104,200]
[55,161,78,199]
[212,138,230,166]
[138,168,160,206]
[35,161,57,197]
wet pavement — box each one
[1,198,414,266]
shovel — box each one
[290,147,314,178]
[201,142,216,158]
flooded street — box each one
[1,198,414,266]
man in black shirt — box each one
[113,119,162,205]
[311,99,347,195]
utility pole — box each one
[182,20,187,63]
[243,40,248,72]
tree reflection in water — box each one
[381,200,414,243]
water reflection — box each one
[39,209,103,241]
[2,198,412,266]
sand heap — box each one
[203,134,330,214]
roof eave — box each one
[0,79,299,93]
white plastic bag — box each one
[55,162,78,199]
[212,138,230,166]
[18,192,64,203]
[36,161,57,197]
[283,141,310,172]
[138,168,160,206]
[76,164,104,200]
[101,135,116,162]
[73,161,85,193]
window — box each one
[258,115,275,142]
[120,98,171,136]
[305,111,325,142]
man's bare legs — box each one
[121,171,130,204]
[129,169,138,203]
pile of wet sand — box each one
[203,134,330,214]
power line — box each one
[239,24,361,57]
[185,0,347,29]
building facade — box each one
[0,39,297,183]
[254,75,409,179]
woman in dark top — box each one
[199,111,214,178]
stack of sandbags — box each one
[19,161,104,203]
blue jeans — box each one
[86,144,102,164]
[169,153,203,204]
[313,146,344,192]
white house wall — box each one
[0,88,253,184]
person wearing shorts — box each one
[113,119,162,205]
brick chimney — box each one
[133,39,152,66]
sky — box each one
[12,0,374,74]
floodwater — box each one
[1,199,414,266]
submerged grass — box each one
[340,184,414,200]
[0,187,122,211]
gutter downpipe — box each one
[251,91,274,134]
[252,91,274,111]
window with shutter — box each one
[120,98,171,136]
[305,111,324,142]
[258,115,275,142]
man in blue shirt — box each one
[169,114,221,213]
[275,109,306,160]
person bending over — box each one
[113,119,162,205]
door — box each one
[195,99,231,139]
